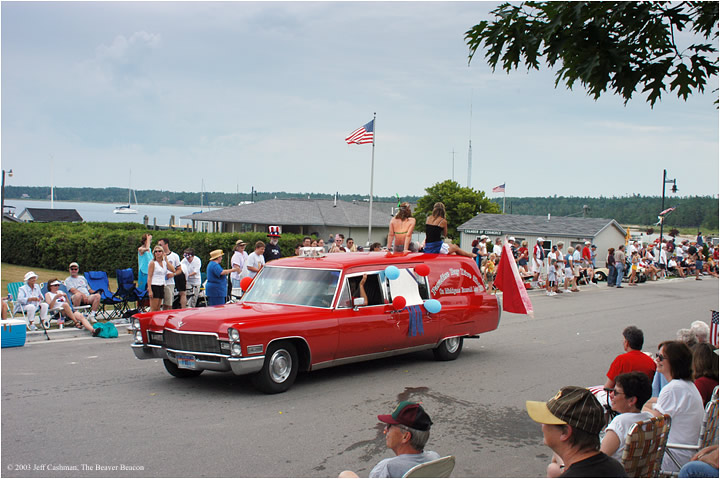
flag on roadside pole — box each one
[494,241,534,316]
[345,119,374,145]
[492,183,505,193]
[711,310,719,348]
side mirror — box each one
[352,297,365,310]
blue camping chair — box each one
[115,268,148,316]
[84,271,123,319]
[39,282,90,328]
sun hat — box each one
[209,249,224,261]
[24,271,38,282]
[69,262,79,268]
[526,386,604,435]
[377,401,433,431]
[48,280,61,287]
[235,239,246,246]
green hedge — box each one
[1,222,309,277]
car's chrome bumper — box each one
[131,343,264,376]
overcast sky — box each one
[2,1,718,200]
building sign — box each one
[463,229,503,236]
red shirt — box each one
[518,246,528,260]
[695,376,719,405]
[582,246,592,261]
[606,350,656,382]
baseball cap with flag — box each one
[525,386,605,435]
[377,401,433,431]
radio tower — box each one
[467,94,473,188]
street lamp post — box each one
[659,169,678,245]
[1,168,13,218]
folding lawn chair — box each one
[39,282,89,328]
[403,455,455,478]
[6,281,26,322]
[115,268,148,317]
[83,271,123,320]
[620,414,671,478]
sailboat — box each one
[113,171,138,214]
[192,179,205,214]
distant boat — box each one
[192,179,205,214]
[114,171,138,214]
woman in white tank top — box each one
[147,246,175,311]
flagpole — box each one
[368,112,376,246]
[502,182,506,214]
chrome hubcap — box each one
[269,349,292,383]
[445,337,460,353]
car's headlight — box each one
[228,328,240,341]
[134,330,143,343]
[231,343,242,357]
[132,318,141,330]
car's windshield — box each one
[242,266,342,308]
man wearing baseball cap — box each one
[526,386,627,477]
[65,262,100,321]
[339,401,440,478]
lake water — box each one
[5,199,218,226]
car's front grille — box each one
[164,329,220,354]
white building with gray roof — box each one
[457,213,626,264]
[181,198,411,246]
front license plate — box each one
[177,353,196,369]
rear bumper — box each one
[131,343,264,376]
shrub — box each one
[1,223,306,277]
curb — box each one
[25,322,132,343]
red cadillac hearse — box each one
[130,250,501,393]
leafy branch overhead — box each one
[465,1,719,106]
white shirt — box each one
[547,251,557,273]
[654,379,704,472]
[64,275,90,295]
[165,251,180,286]
[492,244,502,256]
[243,252,265,279]
[150,260,168,287]
[605,411,653,461]
[181,256,202,286]
[231,251,248,281]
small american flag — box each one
[345,119,374,145]
[711,310,719,348]
[492,183,505,193]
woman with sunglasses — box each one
[643,340,704,472]
[600,372,653,461]
[147,246,176,312]
[44,279,95,334]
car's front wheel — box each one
[163,359,203,378]
[594,271,607,282]
[433,337,463,361]
[252,341,299,394]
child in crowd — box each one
[546,259,557,296]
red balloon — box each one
[239,276,253,291]
[414,264,430,276]
[392,296,406,310]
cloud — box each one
[95,31,161,63]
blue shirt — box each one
[205,261,226,298]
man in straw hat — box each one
[526,386,626,477]
[339,401,440,478]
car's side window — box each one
[386,267,430,305]
[337,273,384,308]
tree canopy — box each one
[415,180,501,240]
[465,1,719,106]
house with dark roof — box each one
[18,208,84,223]
[181,198,415,245]
[457,213,626,261]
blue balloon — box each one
[424,299,442,314]
[385,265,400,280]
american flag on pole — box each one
[711,310,719,348]
[492,183,505,193]
[345,119,374,145]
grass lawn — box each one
[2,263,118,296]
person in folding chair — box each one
[339,401,440,478]
[16,271,50,331]
[44,279,96,335]
[599,372,653,461]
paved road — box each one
[2,278,717,478]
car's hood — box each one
[144,302,325,334]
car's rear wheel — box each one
[163,359,203,378]
[252,341,298,394]
[594,271,607,282]
[433,337,463,361]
